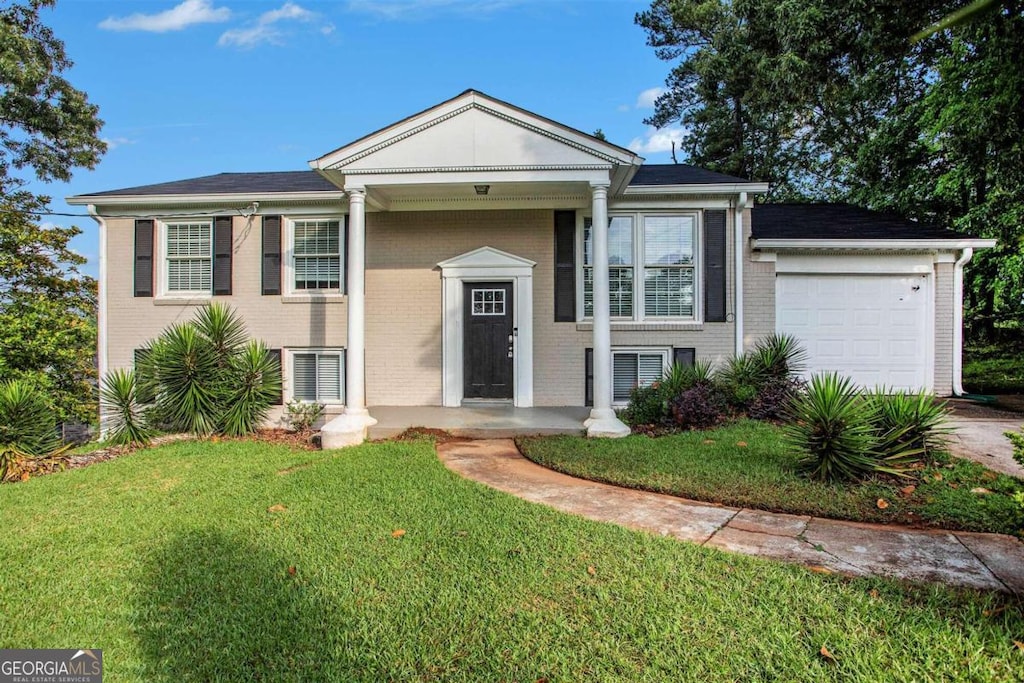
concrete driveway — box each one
[946,399,1023,478]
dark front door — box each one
[463,282,514,400]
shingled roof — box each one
[629,164,753,186]
[751,203,971,240]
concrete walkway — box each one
[437,439,1024,594]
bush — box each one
[783,372,917,482]
[669,383,728,430]
[0,379,63,482]
[100,369,154,447]
[286,400,326,433]
[620,383,669,427]
[746,376,805,422]
[753,333,807,380]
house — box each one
[67,90,994,447]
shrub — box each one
[863,389,951,460]
[716,353,763,409]
[747,376,805,422]
[620,383,669,427]
[753,333,807,380]
[99,369,154,447]
[0,380,63,482]
[669,383,728,430]
[783,372,916,482]
[286,400,326,433]
[220,342,283,437]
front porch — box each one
[366,405,590,440]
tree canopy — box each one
[637,0,1024,340]
[0,0,105,423]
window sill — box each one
[154,296,212,306]
[281,294,347,304]
[576,321,704,332]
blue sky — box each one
[33,0,684,277]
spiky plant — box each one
[863,389,950,460]
[784,373,915,482]
[148,323,222,435]
[0,380,62,481]
[220,342,282,436]
[100,369,155,447]
[716,353,764,407]
[193,301,248,363]
[753,333,807,380]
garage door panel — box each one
[777,273,930,392]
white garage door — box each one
[776,273,931,391]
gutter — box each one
[952,247,974,396]
[734,192,748,357]
[751,238,996,250]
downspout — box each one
[734,192,748,357]
[87,205,108,434]
[952,247,973,396]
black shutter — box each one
[584,347,594,407]
[134,219,154,297]
[704,209,727,322]
[342,215,349,295]
[672,347,696,368]
[262,216,282,295]
[213,215,233,295]
[554,210,576,322]
[267,348,283,405]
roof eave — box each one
[66,190,347,206]
[624,182,770,195]
[751,238,997,250]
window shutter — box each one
[213,215,233,295]
[673,347,696,368]
[584,348,593,407]
[262,216,282,295]
[703,209,727,322]
[267,349,282,405]
[554,210,576,322]
[342,215,349,295]
[134,219,154,297]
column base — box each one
[584,408,631,438]
[321,409,378,449]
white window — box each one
[165,220,212,293]
[290,218,343,293]
[612,348,669,404]
[580,213,699,322]
[290,349,345,403]
[471,288,506,315]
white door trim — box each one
[439,247,536,407]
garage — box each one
[776,271,932,391]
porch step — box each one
[366,405,589,440]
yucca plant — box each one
[147,323,222,435]
[716,353,764,407]
[753,333,807,380]
[863,389,951,460]
[784,373,914,482]
[100,369,155,447]
[220,341,282,436]
[0,380,64,482]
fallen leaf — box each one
[983,471,999,481]
[736,441,748,448]
[587,566,596,576]
[868,589,879,599]
[970,487,993,495]
[392,529,406,538]
[19,472,29,482]
[267,504,287,513]
[819,645,837,663]
[982,605,1007,617]
[932,472,943,482]
[702,439,715,445]
[877,498,890,509]
[288,565,296,576]
[948,483,959,489]
[808,566,833,575]
[1014,640,1024,651]
[899,485,916,497]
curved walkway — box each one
[437,439,1024,595]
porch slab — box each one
[367,405,589,440]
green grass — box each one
[518,421,1024,535]
[2,438,1023,681]
[964,344,1024,394]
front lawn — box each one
[965,343,1024,395]
[518,421,1024,535]
[1,439,1023,681]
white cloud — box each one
[628,126,688,154]
[635,87,665,109]
[346,0,521,20]
[101,136,135,150]
[99,0,231,32]
[218,2,324,48]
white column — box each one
[584,183,630,438]
[321,187,376,448]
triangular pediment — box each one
[312,90,640,174]
[437,246,536,270]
